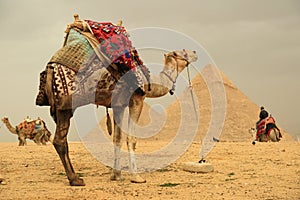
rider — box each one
[259,106,269,121]
[256,107,282,140]
[256,106,268,130]
[255,106,269,141]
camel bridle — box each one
[162,50,190,95]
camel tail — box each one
[106,107,112,136]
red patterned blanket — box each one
[85,20,144,71]
[17,120,40,139]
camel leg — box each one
[33,131,43,145]
[127,97,146,183]
[269,129,280,142]
[110,107,125,181]
[53,110,85,186]
[40,133,47,145]
[39,130,49,145]
[18,133,26,146]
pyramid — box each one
[95,64,293,144]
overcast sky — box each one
[0,0,299,142]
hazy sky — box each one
[0,0,299,142]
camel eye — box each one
[173,52,177,56]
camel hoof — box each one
[110,170,124,181]
[69,178,85,186]
[130,174,146,183]
[110,174,125,181]
[0,178,6,185]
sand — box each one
[1,65,299,199]
[0,140,299,200]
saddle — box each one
[36,14,150,106]
[256,116,281,140]
[17,120,39,139]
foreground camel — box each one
[1,117,52,146]
[38,50,197,186]
[36,16,198,186]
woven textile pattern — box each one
[85,20,143,71]
[50,29,95,72]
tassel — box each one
[169,84,175,95]
[106,107,112,136]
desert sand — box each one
[0,67,299,199]
[0,141,299,200]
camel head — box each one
[1,117,8,123]
[164,49,198,73]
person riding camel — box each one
[259,106,268,121]
[256,106,282,140]
[256,106,268,130]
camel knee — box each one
[126,136,137,151]
[53,135,67,146]
[53,124,69,145]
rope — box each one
[0,121,4,129]
[106,107,113,136]
[186,66,198,121]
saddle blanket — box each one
[256,116,281,139]
[17,120,41,139]
[85,20,145,71]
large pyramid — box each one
[95,64,293,144]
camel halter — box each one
[162,51,190,95]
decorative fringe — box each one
[106,107,112,136]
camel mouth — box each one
[1,117,7,122]
[185,50,198,63]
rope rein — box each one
[0,121,4,129]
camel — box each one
[258,128,281,142]
[36,16,198,186]
[38,50,197,186]
[249,127,281,143]
[1,117,52,146]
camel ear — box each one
[164,53,167,58]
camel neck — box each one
[3,119,17,134]
[145,67,178,98]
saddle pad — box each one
[85,20,141,71]
[18,121,36,138]
[50,29,95,72]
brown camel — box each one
[38,50,197,186]
[36,16,198,186]
[1,117,52,146]
[249,127,281,143]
